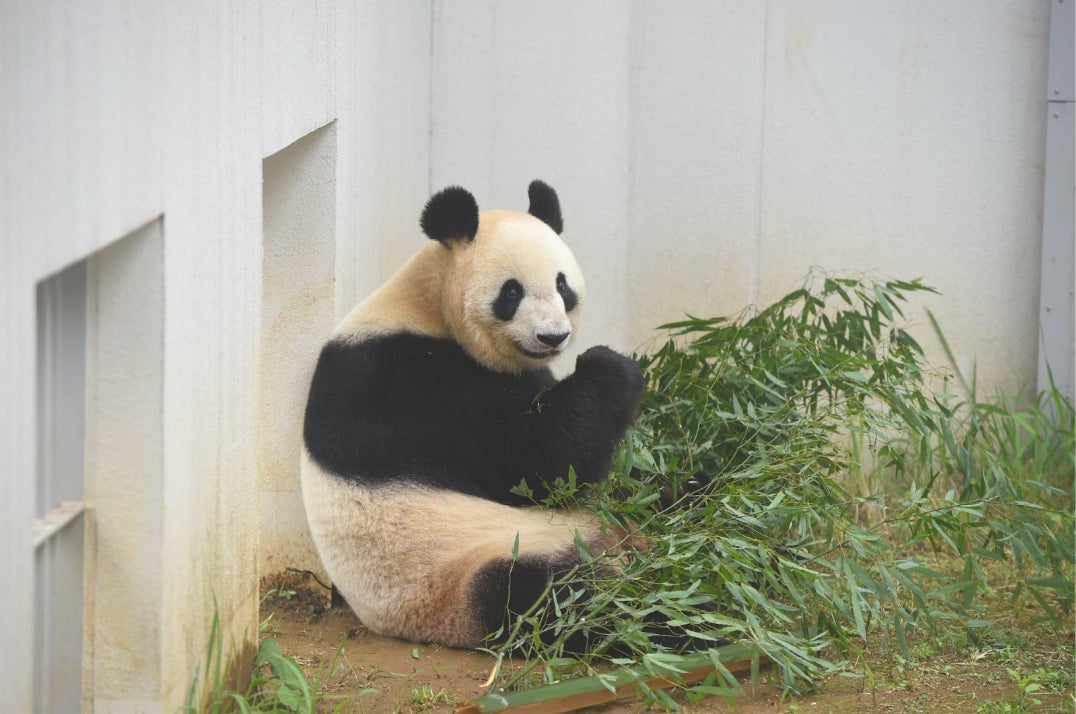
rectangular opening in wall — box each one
[259,122,337,582]
[34,260,88,714]
[33,217,165,712]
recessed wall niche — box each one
[259,122,337,581]
[34,217,164,711]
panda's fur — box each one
[301,181,645,648]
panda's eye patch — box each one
[493,279,525,321]
[556,272,578,312]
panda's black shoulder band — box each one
[421,186,480,245]
[527,180,563,235]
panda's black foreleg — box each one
[563,345,646,431]
[505,346,644,496]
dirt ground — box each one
[260,573,1074,714]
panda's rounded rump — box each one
[302,470,629,646]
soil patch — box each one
[260,572,1073,713]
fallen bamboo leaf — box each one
[481,652,505,689]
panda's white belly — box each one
[299,451,608,646]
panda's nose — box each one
[537,331,570,347]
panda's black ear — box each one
[527,180,563,235]
[420,186,480,245]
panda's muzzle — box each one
[515,342,560,359]
[536,331,570,347]
[515,330,570,359]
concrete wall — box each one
[431,0,1055,393]
[0,1,1059,711]
[259,124,337,581]
[1,3,430,711]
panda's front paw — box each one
[576,346,644,398]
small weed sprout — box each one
[408,683,455,710]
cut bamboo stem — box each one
[455,643,762,714]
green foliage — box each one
[186,608,372,714]
[185,610,313,714]
[408,683,456,710]
[976,668,1056,713]
[490,273,1075,703]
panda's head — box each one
[421,180,584,374]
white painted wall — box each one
[1,2,430,711]
[431,0,1055,394]
[83,221,165,710]
[259,124,337,582]
[0,1,1060,710]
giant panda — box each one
[300,180,645,649]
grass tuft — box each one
[186,605,375,713]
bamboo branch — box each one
[455,643,763,714]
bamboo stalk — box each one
[455,643,761,714]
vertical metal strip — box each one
[1038,0,1075,402]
